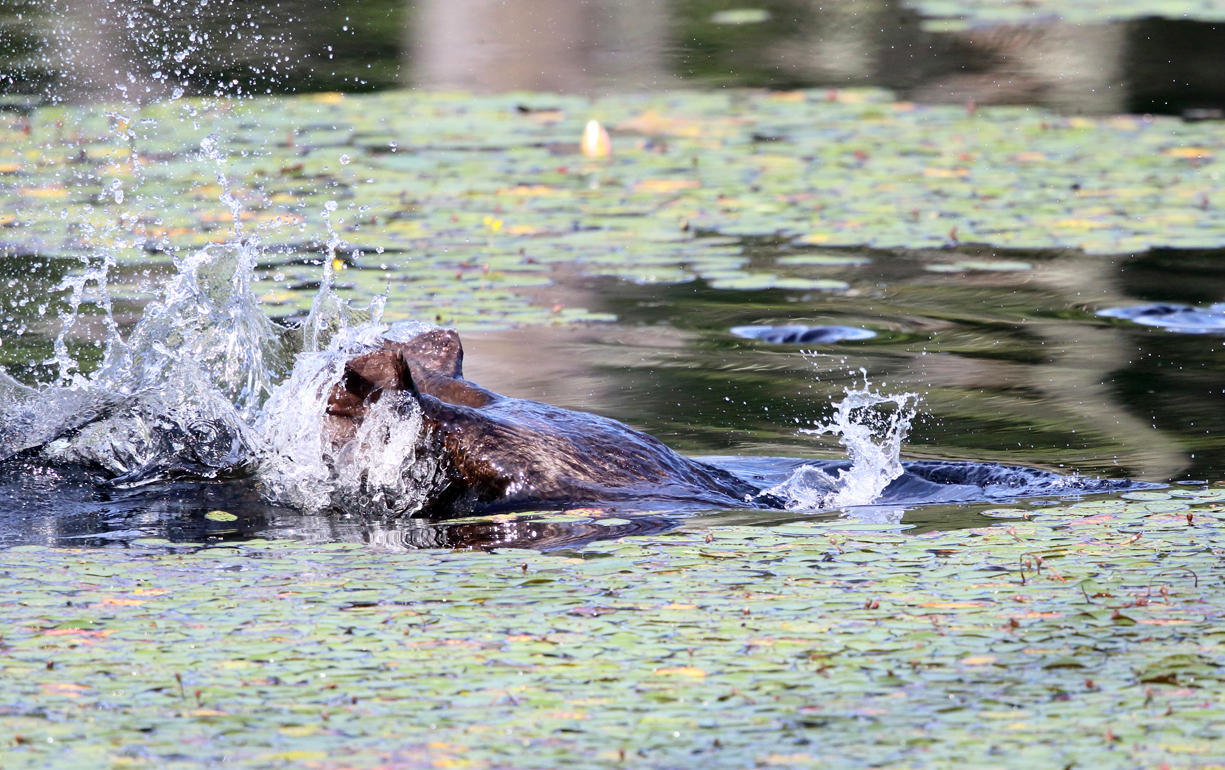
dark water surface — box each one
[3,1,1224,116]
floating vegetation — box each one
[3,89,1225,334]
[925,259,1034,273]
[709,8,773,25]
[2,489,1224,767]
[775,252,873,267]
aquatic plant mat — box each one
[3,489,1224,767]
[4,88,1225,333]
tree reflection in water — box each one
[2,1,1223,116]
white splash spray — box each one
[767,373,919,511]
[2,236,287,481]
[253,323,447,516]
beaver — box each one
[324,327,772,515]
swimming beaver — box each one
[324,327,771,515]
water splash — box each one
[302,199,370,353]
[0,131,293,479]
[254,322,449,516]
[765,374,920,511]
[95,138,289,420]
[0,226,417,512]
[1,234,287,477]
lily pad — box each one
[3,488,1225,767]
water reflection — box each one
[0,458,683,550]
[3,0,1224,115]
[412,0,672,93]
[409,1,1225,117]
[496,243,1219,483]
[0,452,1144,549]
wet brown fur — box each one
[325,328,761,514]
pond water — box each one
[1,1,1224,551]
[8,7,1225,767]
[0,218,1208,549]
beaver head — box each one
[322,347,419,454]
[378,326,464,379]
[326,348,414,419]
[322,327,488,449]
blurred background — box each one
[2,0,1224,115]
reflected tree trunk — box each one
[791,0,882,85]
[410,0,670,92]
[54,0,166,103]
[1019,25,1125,114]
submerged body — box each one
[324,327,770,515]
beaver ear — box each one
[391,350,419,393]
[327,349,418,417]
[382,328,464,378]
[346,349,417,395]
